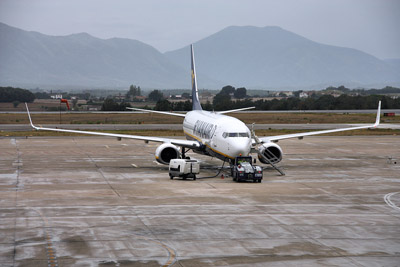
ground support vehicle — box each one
[231,156,263,183]
[169,159,200,180]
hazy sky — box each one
[1,0,399,59]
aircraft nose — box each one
[231,138,251,156]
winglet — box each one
[373,101,381,127]
[25,103,38,130]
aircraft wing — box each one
[25,103,200,149]
[259,101,381,143]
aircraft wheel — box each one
[193,175,196,180]
[170,175,173,180]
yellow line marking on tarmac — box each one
[33,209,59,267]
[132,234,176,267]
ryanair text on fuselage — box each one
[193,120,217,139]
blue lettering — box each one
[193,120,215,139]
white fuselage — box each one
[183,110,252,161]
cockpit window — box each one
[222,132,249,138]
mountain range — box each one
[0,22,399,90]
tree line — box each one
[125,85,142,101]
[0,87,35,103]
[151,93,400,111]
[232,94,400,110]
[325,85,400,95]
[101,98,132,111]
[150,85,400,111]
[2,85,399,111]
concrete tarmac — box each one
[1,136,399,266]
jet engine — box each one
[257,142,283,164]
[155,143,180,165]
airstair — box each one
[251,123,285,176]
[257,150,285,176]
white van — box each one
[169,159,200,180]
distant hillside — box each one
[1,23,399,90]
[165,26,400,89]
[385,58,400,72]
[0,22,190,89]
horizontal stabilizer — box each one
[218,106,256,114]
[127,107,186,117]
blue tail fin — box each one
[191,44,202,111]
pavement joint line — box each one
[117,208,177,266]
[72,138,121,197]
[134,234,177,267]
[133,215,178,267]
[206,183,217,189]
[298,179,378,212]
[32,209,59,267]
[264,178,390,266]
[11,138,21,267]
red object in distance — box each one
[60,99,70,110]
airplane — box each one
[25,44,381,168]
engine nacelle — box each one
[257,142,283,164]
[155,143,180,165]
